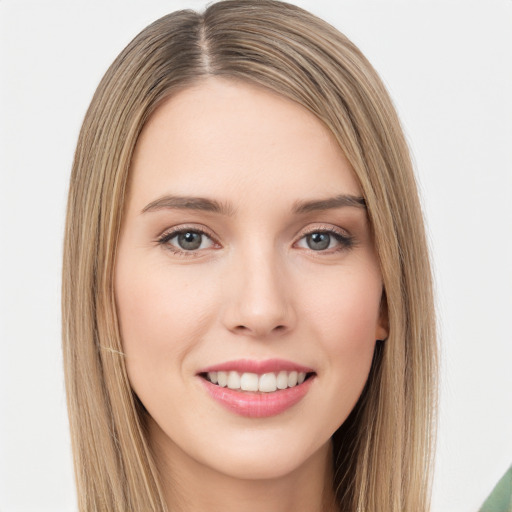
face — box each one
[115,78,388,481]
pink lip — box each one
[197,359,316,418]
[198,358,314,374]
[199,377,315,418]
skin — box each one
[115,78,388,512]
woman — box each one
[62,1,437,510]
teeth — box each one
[276,371,288,390]
[240,372,259,391]
[227,371,241,390]
[206,370,310,392]
[259,373,277,392]
[288,371,298,387]
[217,371,228,387]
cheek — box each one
[300,266,381,412]
[114,260,218,388]
[303,263,383,346]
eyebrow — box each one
[141,193,366,216]
[292,194,366,214]
[141,195,236,216]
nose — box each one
[221,248,296,338]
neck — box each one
[149,420,337,512]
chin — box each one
[194,430,331,481]
[216,454,304,481]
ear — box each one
[375,292,389,341]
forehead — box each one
[128,77,361,209]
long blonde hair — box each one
[62,1,437,510]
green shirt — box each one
[479,465,512,512]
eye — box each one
[304,232,331,251]
[158,228,216,253]
[295,229,354,252]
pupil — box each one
[307,232,330,251]
[178,232,202,250]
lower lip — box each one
[199,376,315,418]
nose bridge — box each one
[222,241,294,337]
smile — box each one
[197,359,316,417]
[203,370,308,392]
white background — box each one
[0,1,511,511]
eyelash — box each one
[156,225,355,257]
[297,226,355,252]
[157,226,218,257]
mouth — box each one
[199,370,315,393]
[197,359,316,418]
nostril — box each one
[231,324,287,336]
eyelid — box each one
[293,223,355,251]
[156,224,220,256]
[294,223,351,240]
[299,222,350,235]
[155,222,355,256]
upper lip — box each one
[198,358,315,375]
